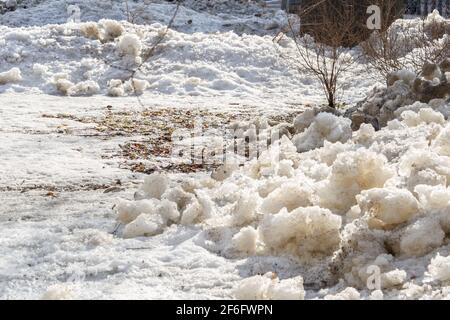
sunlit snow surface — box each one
[0,0,449,300]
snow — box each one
[292,112,352,152]
[1,0,450,300]
[112,104,450,299]
[317,149,395,214]
[0,67,22,84]
[400,217,445,257]
[117,33,142,57]
[427,254,450,283]
[233,272,305,300]
[380,269,408,289]
[0,1,374,104]
[324,287,360,300]
[140,172,169,199]
[357,188,419,228]
[259,206,342,260]
[41,284,76,300]
[232,226,258,255]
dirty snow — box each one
[1,0,450,300]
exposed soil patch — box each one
[0,181,123,193]
[42,107,300,174]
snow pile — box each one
[259,206,342,259]
[79,19,124,41]
[114,99,450,299]
[3,0,449,301]
[0,6,372,103]
[181,0,265,15]
[434,125,450,156]
[107,79,125,97]
[232,226,258,254]
[399,215,445,257]
[101,19,125,41]
[347,58,450,129]
[317,149,394,213]
[357,188,419,229]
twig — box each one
[128,1,181,105]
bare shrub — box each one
[286,1,363,108]
[361,9,450,79]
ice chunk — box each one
[259,182,312,214]
[118,34,142,57]
[318,149,394,213]
[400,217,444,256]
[116,199,157,224]
[0,67,22,85]
[122,213,164,238]
[234,273,304,300]
[324,287,360,300]
[293,113,352,152]
[140,173,169,199]
[41,284,74,300]
[232,194,258,226]
[357,188,419,228]
[100,19,124,41]
[232,226,258,254]
[433,125,450,157]
[427,254,450,283]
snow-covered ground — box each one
[0,0,375,103]
[0,91,309,299]
[1,0,449,300]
